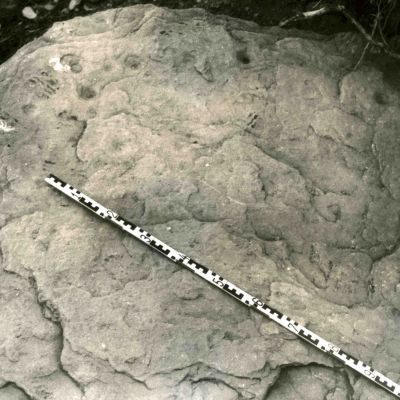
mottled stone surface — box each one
[0,4,400,399]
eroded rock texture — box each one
[0,4,399,399]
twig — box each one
[353,41,371,70]
[353,7,380,70]
[279,4,400,60]
[279,6,333,25]
[378,0,397,46]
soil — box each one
[0,0,360,65]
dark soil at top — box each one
[0,0,374,65]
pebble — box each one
[0,119,15,132]
[22,6,37,19]
[69,0,82,10]
[49,56,71,72]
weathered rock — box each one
[0,4,400,399]
[265,365,350,400]
[0,383,30,400]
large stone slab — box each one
[0,4,399,399]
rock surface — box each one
[0,4,400,399]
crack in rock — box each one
[0,381,34,400]
[28,275,86,397]
[262,362,354,400]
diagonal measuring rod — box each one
[45,173,400,398]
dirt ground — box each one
[0,0,361,65]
